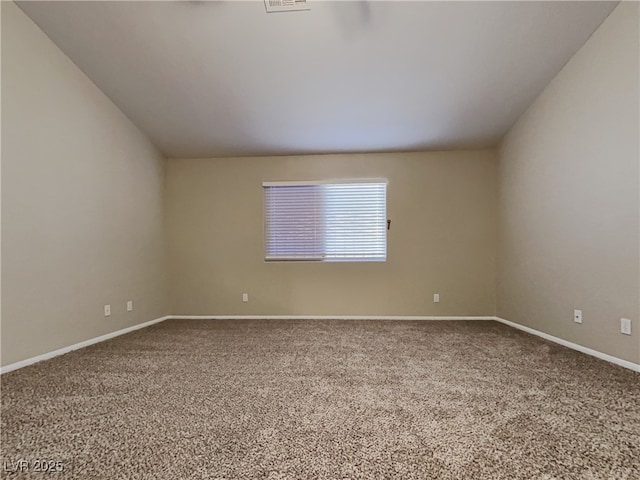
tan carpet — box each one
[1,319,639,479]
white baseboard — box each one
[494,316,640,373]
[169,315,495,321]
[1,315,490,374]
[4,314,637,374]
[0,315,172,375]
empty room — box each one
[1,1,638,478]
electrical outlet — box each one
[104,304,111,317]
[573,309,582,324]
[433,293,440,303]
[127,300,134,312]
[242,293,249,303]
[620,318,632,335]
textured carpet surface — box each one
[1,319,639,479]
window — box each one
[263,179,387,262]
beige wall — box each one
[1,2,168,366]
[4,0,636,367]
[497,2,640,363]
[166,150,497,316]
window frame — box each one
[263,178,388,263]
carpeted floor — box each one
[1,319,639,479]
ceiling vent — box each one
[264,0,310,13]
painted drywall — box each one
[0,2,4,346]
[1,2,168,366]
[166,150,497,316]
[497,2,640,363]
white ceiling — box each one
[17,1,618,158]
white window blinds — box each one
[263,180,387,262]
